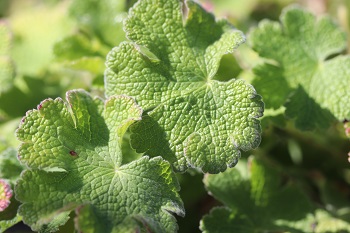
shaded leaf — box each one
[201,157,314,232]
[250,6,350,129]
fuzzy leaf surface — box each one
[15,90,184,232]
[105,0,263,173]
[250,6,350,129]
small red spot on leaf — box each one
[69,150,77,156]
[38,104,43,110]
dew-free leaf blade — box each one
[105,0,263,173]
[201,157,314,232]
[15,90,184,232]
[250,6,350,129]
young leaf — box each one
[200,157,315,232]
[250,6,350,129]
[15,90,184,232]
[105,0,263,173]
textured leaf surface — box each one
[15,90,184,232]
[105,0,263,173]
[250,6,350,129]
[200,157,314,232]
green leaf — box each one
[69,0,127,47]
[53,33,107,76]
[200,157,314,232]
[250,6,350,129]
[200,207,255,233]
[0,119,23,148]
[54,33,105,61]
[284,86,335,130]
[38,211,71,233]
[15,90,184,232]
[105,0,263,173]
[0,214,22,233]
[0,148,24,184]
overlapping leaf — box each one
[15,90,184,232]
[250,6,350,129]
[105,0,263,173]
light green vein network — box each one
[15,90,184,233]
[105,0,264,173]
